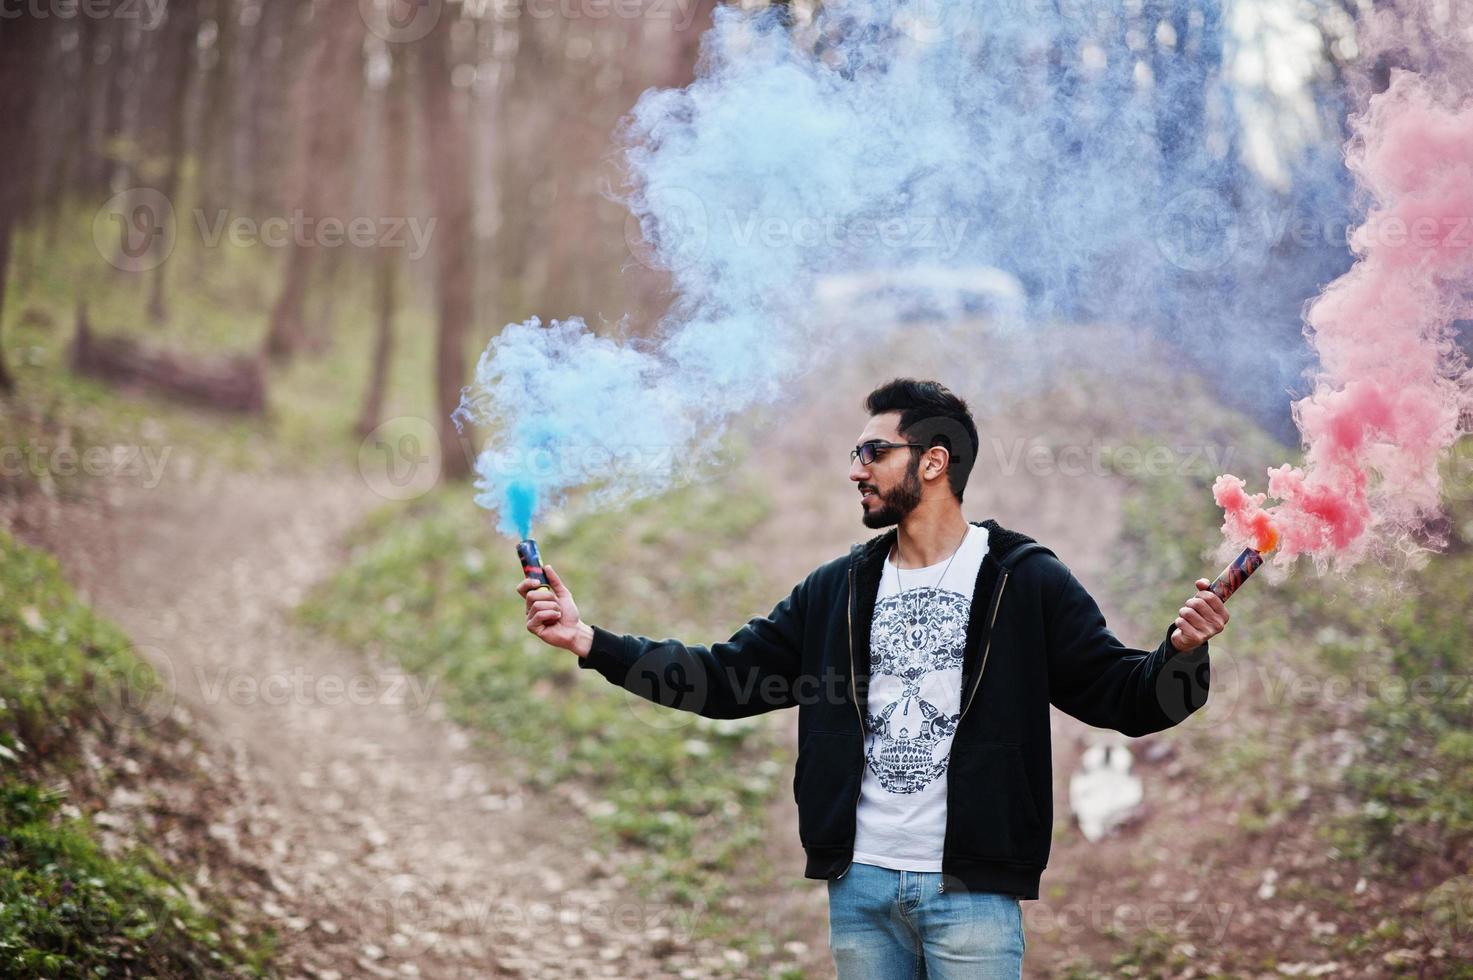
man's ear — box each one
[907,417,971,496]
[925,445,950,483]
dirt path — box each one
[10,467,747,980]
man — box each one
[516,378,1227,978]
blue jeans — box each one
[827,862,1025,979]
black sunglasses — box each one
[850,440,927,465]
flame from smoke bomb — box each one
[1215,60,1473,567]
[1212,474,1280,555]
[454,0,1304,539]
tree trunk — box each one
[148,0,200,323]
[419,9,473,481]
[357,244,398,437]
[96,13,131,194]
[237,0,282,213]
[36,24,74,227]
[71,11,99,198]
[491,9,547,314]
[306,245,345,354]
[0,15,54,394]
[356,51,409,437]
[0,230,14,394]
[261,2,362,361]
[198,0,237,216]
[265,243,313,358]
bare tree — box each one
[357,46,409,437]
[237,0,303,216]
[0,15,56,393]
[419,6,474,480]
[262,1,363,360]
[197,0,239,216]
[96,11,135,194]
[490,7,549,317]
[148,0,201,322]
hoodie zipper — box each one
[836,562,864,881]
[941,566,1010,896]
[959,568,1009,721]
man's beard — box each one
[861,465,923,529]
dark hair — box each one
[863,378,979,501]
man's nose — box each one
[849,458,867,482]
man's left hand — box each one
[1170,578,1229,652]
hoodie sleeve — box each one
[1038,557,1210,737]
[575,578,806,720]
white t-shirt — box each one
[851,523,989,872]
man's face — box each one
[849,412,923,529]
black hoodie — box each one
[576,518,1211,899]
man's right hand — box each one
[516,564,593,657]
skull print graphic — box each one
[864,586,971,794]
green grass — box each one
[1323,544,1473,866]
[0,530,273,977]
[0,530,163,763]
[0,780,273,978]
[296,457,812,971]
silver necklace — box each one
[894,526,968,628]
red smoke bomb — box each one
[1206,521,1278,603]
[1208,547,1264,602]
[517,538,551,592]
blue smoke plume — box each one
[455,0,1350,538]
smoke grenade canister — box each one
[1207,547,1264,602]
[517,539,551,591]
